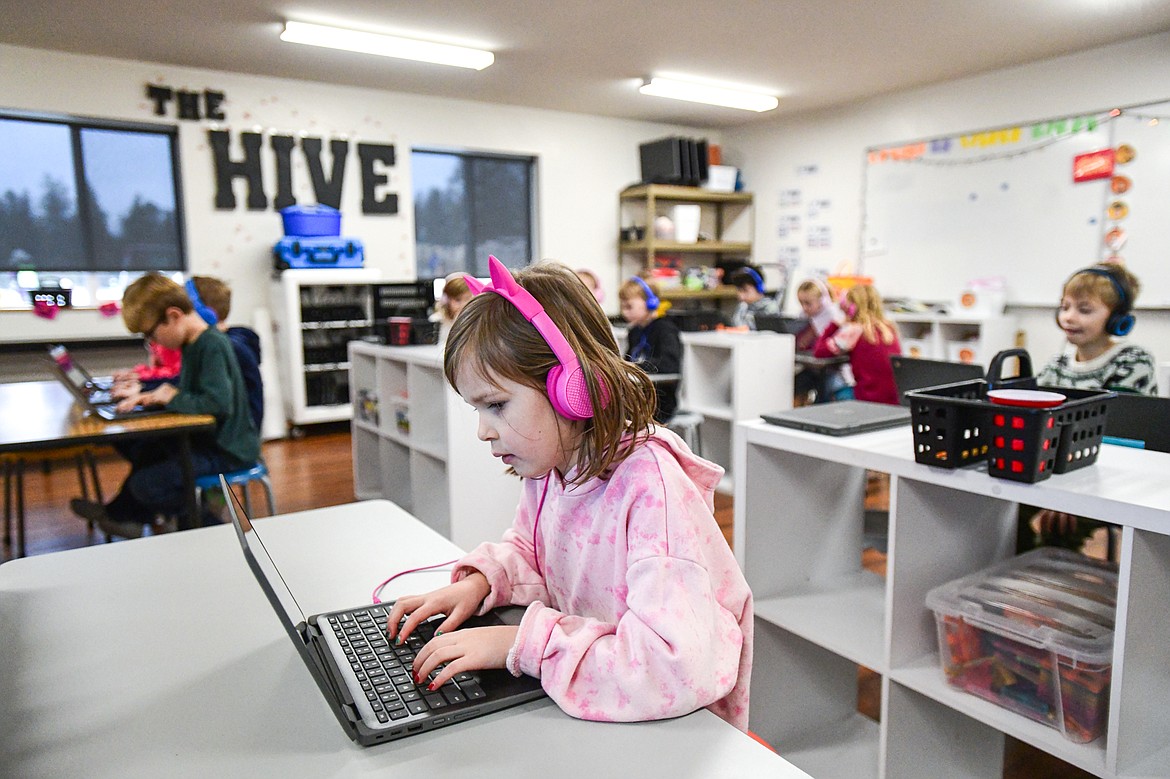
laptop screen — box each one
[224,478,309,629]
[49,345,92,390]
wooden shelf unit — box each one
[734,420,1170,779]
[619,184,754,285]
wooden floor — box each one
[2,428,1089,778]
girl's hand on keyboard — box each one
[386,573,490,644]
[412,625,519,690]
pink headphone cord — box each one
[371,559,459,604]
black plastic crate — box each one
[905,349,1114,483]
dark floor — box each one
[2,431,1091,778]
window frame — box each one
[0,108,188,276]
[411,146,538,281]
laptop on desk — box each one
[47,347,164,421]
[223,477,546,747]
[761,400,911,436]
[754,315,808,335]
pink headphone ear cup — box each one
[546,364,593,420]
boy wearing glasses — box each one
[70,274,259,538]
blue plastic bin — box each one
[281,204,341,237]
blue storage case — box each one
[274,237,364,270]
[280,204,341,237]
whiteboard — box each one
[861,100,1170,306]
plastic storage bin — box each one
[904,349,1114,482]
[280,204,341,237]
[926,548,1118,743]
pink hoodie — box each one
[453,428,753,730]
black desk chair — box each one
[1103,393,1170,453]
[890,355,984,406]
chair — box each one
[660,373,703,456]
[195,462,276,520]
[889,355,983,406]
[666,409,704,456]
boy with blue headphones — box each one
[619,276,682,422]
[729,265,781,329]
[1036,263,1158,395]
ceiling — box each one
[4,0,1170,129]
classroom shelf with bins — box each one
[889,312,1017,366]
[619,184,753,306]
[733,419,1170,779]
[348,341,521,549]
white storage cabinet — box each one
[890,313,1017,367]
[678,331,793,491]
[349,341,522,550]
[733,420,1170,779]
[270,268,384,432]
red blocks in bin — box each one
[927,548,1118,743]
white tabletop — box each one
[0,500,808,778]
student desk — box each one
[0,381,216,556]
[0,500,808,778]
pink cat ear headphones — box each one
[464,256,604,420]
[839,289,858,319]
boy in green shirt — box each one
[71,274,260,538]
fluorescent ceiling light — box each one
[281,21,494,70]
[639,77,778,112]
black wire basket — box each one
[905,349,1115,483]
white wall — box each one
[0,43,712,340]
[724,31,1170,374]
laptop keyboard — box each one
[328,606,487,724]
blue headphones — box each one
[742,267,765,294]
[631,276,660,310]
[1058,266,1134,336]
[185,279,219,326]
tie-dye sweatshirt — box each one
[452,428,753,730]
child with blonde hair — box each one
[1037,263,1157,394]
[387,256,753,730]
[813,284,901,404]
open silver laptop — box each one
[47,346,163,421]
[222,476,546,746]
[761,400,911,436]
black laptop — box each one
[761,400,911,436]
[223,477,546,746]
[754,315,808,335]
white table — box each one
[0,500,808,778]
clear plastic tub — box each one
[925,547,1117,742]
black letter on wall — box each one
[204,90,227,121]
[177,90,202,120]
[301,137,349,209]
[357,143,398,215]
[270,135,297,211]
[146,85,173,116]
[209,129,268,210]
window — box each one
[413,148,536,279]
[0,110,186,275]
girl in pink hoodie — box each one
[388,257,753,730]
